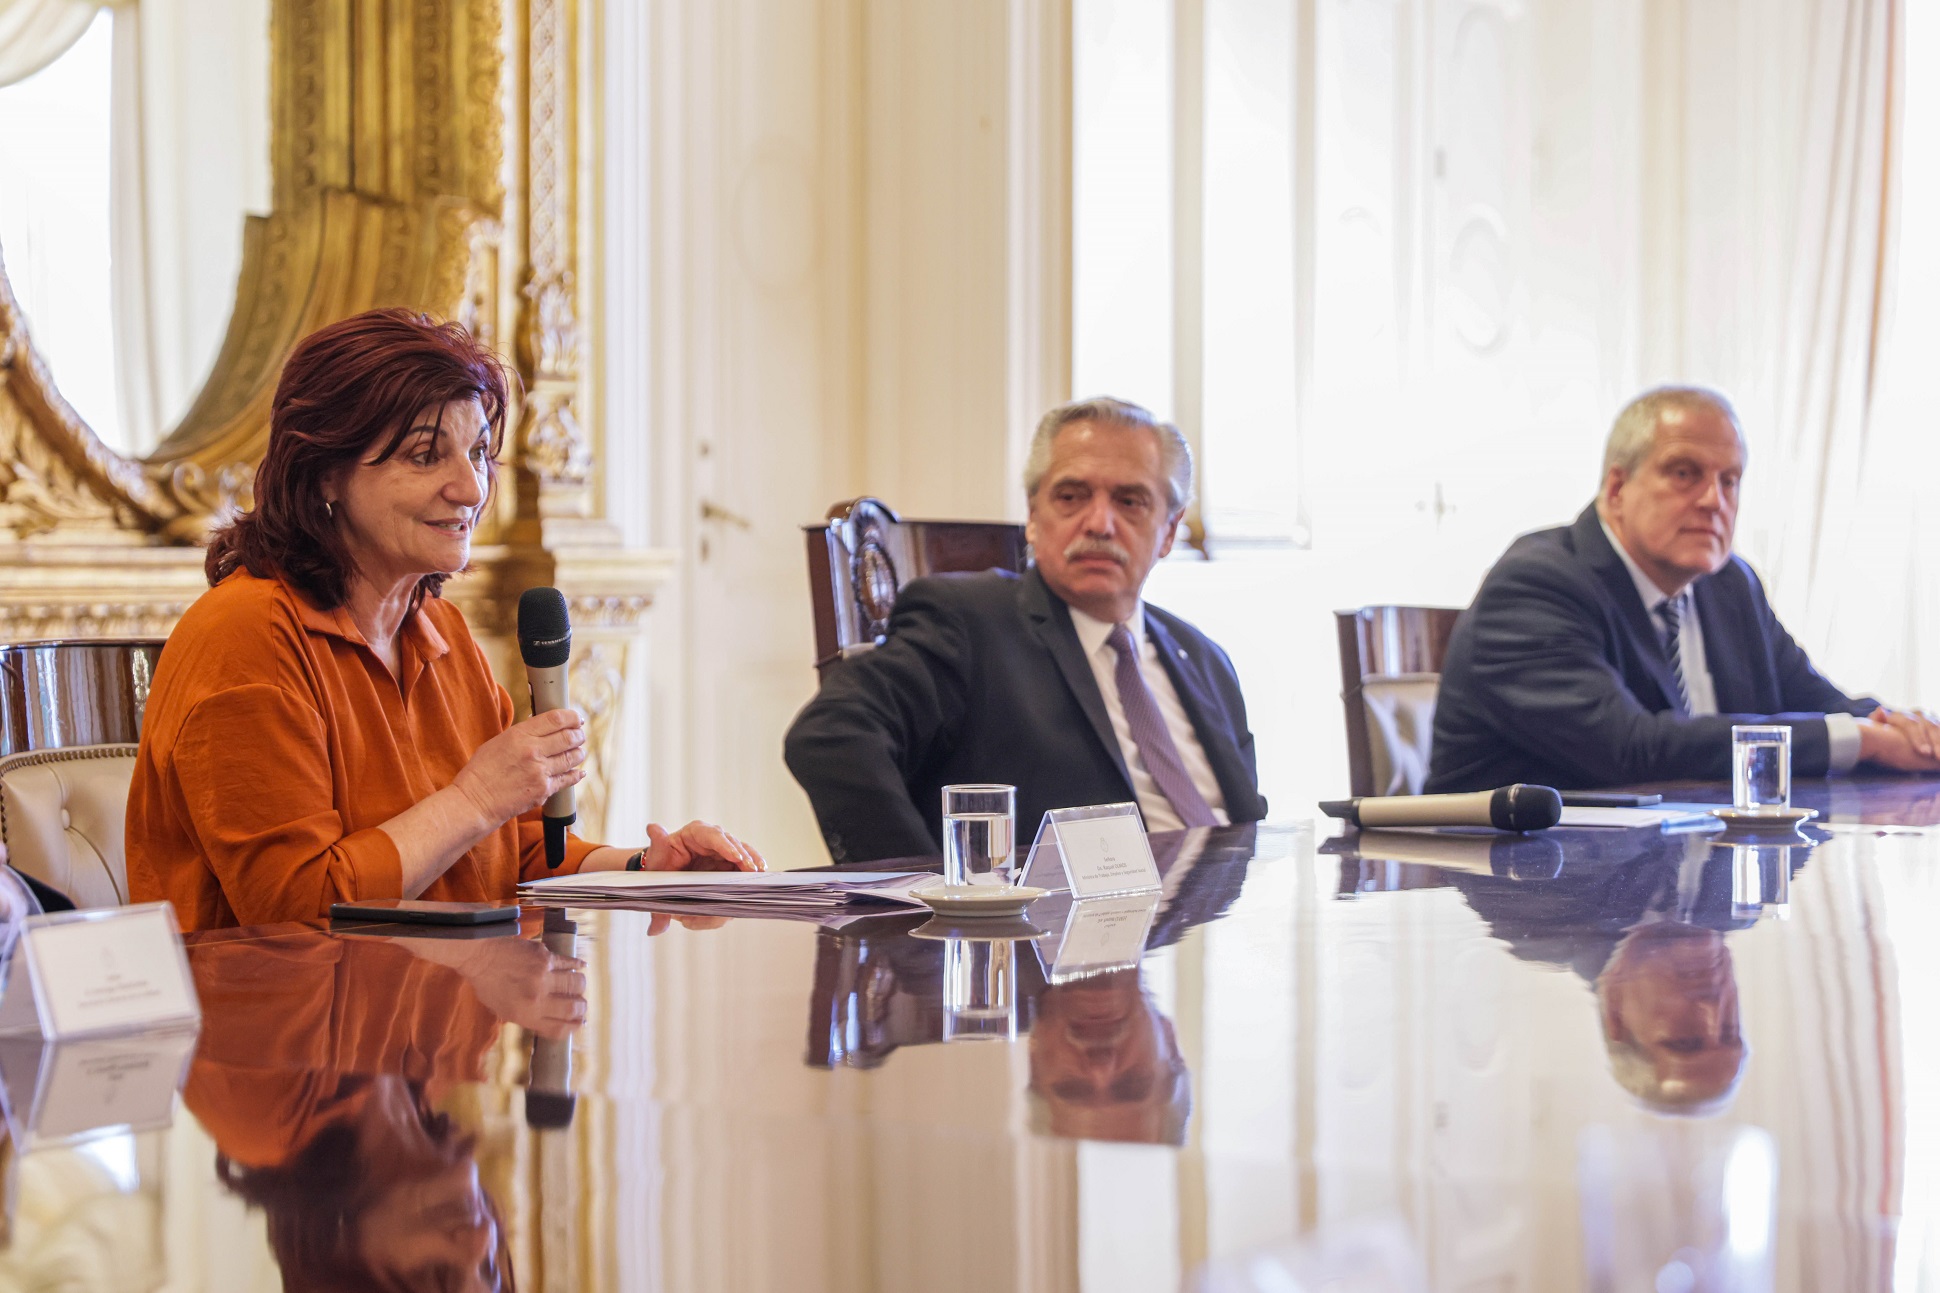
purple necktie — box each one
[1106,624,1220,828]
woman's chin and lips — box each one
[420,515,476,570]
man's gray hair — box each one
[1023,397,1195,513]
[1602,386,1745,479]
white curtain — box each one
[0,0,100,87]
[1662,0,1916,706]
[1757,0,1912,702]
[1861,0,1940,707]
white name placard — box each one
[0,903,201,1041]
[1018,803,1162,899]
[1034,892,1161,984]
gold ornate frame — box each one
[0,0,665,840]
[1,0,517,540]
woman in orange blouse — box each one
[128,309,763,930]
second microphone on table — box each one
[517,587,576,868]
[1318,784,1564,832]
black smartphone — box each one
[329,899,521,926]
[1558,792,1664,808]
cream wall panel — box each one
[860,4,1011,520]
[625,0,1070,843]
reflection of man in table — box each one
[785,397,1265,863]
[1028,968,1190,1145]
[1444,833,1784,1114]
[1596,920,1742,1113]
[804,825,1256,1074]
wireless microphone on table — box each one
[517,587,575,868]
[1319,783,1564,833]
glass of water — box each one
[941,783,1016,887]
[1731,724,1792,814]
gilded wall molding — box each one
[1,0,510,544]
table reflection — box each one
[1329,827,1808,1116]
[2,790,1933,1291]
[180,923,584,1292]
[800,825,1262,1155]
[1028,968,1190,1146]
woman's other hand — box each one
[641,821,768,873]
[451,708,587,826]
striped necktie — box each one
[1655,593,1691,715]
[1105,624,1220,828]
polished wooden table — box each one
[4,775,1939,1291]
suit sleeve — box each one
[1459,557,1841,783]
[784,580,973,862]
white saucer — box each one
[910,914,1051,941]
[1708,805,1819,829]
[911,882,1047,918]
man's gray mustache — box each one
[1064,540,1130,565]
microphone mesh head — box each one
[517,587,572,668]
[525,1089,576,1129]
[1491,784,1563,831]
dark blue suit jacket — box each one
[785,567,1265,863]
[1427,506,1876,792]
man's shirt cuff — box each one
[1826,712,1862,773]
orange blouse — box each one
[127,571,595,930]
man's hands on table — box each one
[1859,707,1940,772]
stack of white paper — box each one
[517,869,937,920]
[1557,805,1725,832]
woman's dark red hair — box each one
[205,308,514,612]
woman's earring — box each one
[325,500,335,519]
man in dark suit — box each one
[1429,386,1940,792]
[785,398,1265,863]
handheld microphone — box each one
[526,908,577,1129]
[1319,784,1563,833]
[517,587,575,868]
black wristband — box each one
[625,849,645,872]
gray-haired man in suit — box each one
[1429,386,1940,792]
[785,397,1265,863]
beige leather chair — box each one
[0,744,139,908]
[1335,607,1463,797]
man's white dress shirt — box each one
[1067,603,1230,832]
[1600,518,1858,771]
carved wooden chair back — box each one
[1335,607,1462,797]
[805,499,1028,677]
